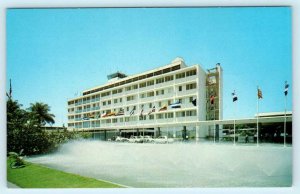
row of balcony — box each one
[69,75,198,106]
[69,89,197,114]
[70,116,198,129]
[69,108,197,121]
[72,106,100,114]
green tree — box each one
[28,102,55,126]
[7,99,28,153]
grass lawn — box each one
[7,159,123,188]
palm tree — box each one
[28,102,55,126]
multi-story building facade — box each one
[67,57,222,140]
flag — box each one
[95,113,101,119]
[284,81,289,96]
[82,116,89,120]
[101,112,107,118]
[107,112,116,117]
[140,106,144,117]
[159,105,167,111]
[130,107,135,116]
[192,99,196,106]
[6,79,12,99]
[88,113,95,118]
[232,91,238,102]
[148,106,156,115]
[210,95,215,105]
[116,108,124,116]
[257,88,263,99]
[9,79,12,97]
[170,101,181,108]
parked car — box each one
[129,136,143,143]
[115,136,129,142]
[154,136,174,144]
[143,136,154,143]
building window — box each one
[186,110,197,116]
[176,111,185,117]
[139,82,146,88]
[156,77,164,84]
[149,103,152,108]
[165,75,174,82]
[120,118,124,122]
[158,102,162,107]
[114,99,118,104]
[149,115,154,120]
[108,100,111,105]
[186,69,197,77]
[139,115,146,121]
[133,85,138,90]
[186,83,197,90]
[118,89,122,93]
[127,107,129,111]
[157,113,164,119]
[126,86,131,91]
[127,96,134,101]
[147,80,154,86]
[101,91,110,97]
[176,72,185,79]
[112,118,118,123]
[112,89,118,94]
[140,93,146,98]
[103,101,106,106]
[165,112,174,118]
[147,91,154,97]
[156,89,164,96]
[120,98,122,102]
[178,86,182,92]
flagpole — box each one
[256,89,259,147]
[234,101,236,146]
[284,94,287,147]
[214,104,216,144]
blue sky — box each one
[6,7,292,126]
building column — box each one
[182,126,187,141]
[196,125,200,142]
[156,127,161,138]
[104,130,107,141]
[215,124,219,142]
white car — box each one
[154,136,174,144]
[142,136,154,143]
[115,136,129,142]
[129,136,143,143]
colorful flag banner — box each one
[88,113,95,118]
[159,105,167,112]
[107,112,116,117]
[101,112,107,118]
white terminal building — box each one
[67,57,223,141]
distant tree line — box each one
[7,98,91,156]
